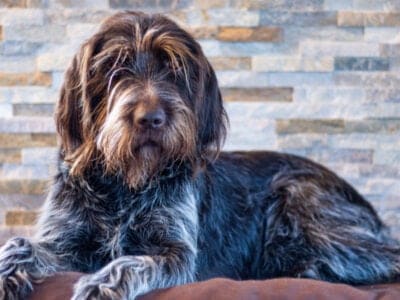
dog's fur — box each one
[1,11,400,300]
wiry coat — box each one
[0,11,400,300]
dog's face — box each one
[55,11,227,188]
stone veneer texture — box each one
[0,0,400,243]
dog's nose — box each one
[135,108,166,129]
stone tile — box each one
[0,9,45,26]
[218,27,282,42]
[192,0,226,9]
[44,9,112,25]
[0,194,45,210]
[276,119,345,134]
[0,72,52,86]
[245,0,324,11]
[334,57,390,71]
[47,0,109,9]
[5,210,37,226]
[0,149,21,163]
[374,150,400,165]
[187,26,219,39]
[334,73,400,88]
[0,179,48,195]
[260,11,336,26]
[364,28,400,43]
[267,72,334,87]
[37,46,75,72]
[199,40,292,57]
[344,119,400,134]
[300,41,380,57]
[21,147,58,165]
[221,87,293,102]
[209,57,251,70]
[66,23,99,42]
[0,0,43,7]
[0,0,26,7]
[358,164,399,178]
[0,164,48,180]
[284,26,364,42]
[204,9,260,26]
[10,87,58,104]
[297,88,366,104]
[109,0,190,9]
[0,56,36,73]
[323,0,352,10]
[0,41,43,56]
[0,104,12,117]
[353,0,400,10]
[217,71,269,87]
[217,71,333,88]
[380,44,400,57]
[13,103,54,117]
[252,56,333,72]
[0,133,57,148]
[0,117,55,133]
[277,133,328,149]
[338,12,400,27]
[365,89,400,103]
[307,147,374,164]
[3,25,65,43]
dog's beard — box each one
[96,93,196,189]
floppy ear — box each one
[55,51,85,156]
[54,36,106,173]
[196,60,228,160]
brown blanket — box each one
[29,272,400,300]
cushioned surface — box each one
[29,272,400,300]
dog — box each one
[0,11,400,300]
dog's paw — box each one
[72,274,124,300]
[0,237,35,300]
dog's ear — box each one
[196,59,228,161]
[55,50,85,156]
[54,36,105,172]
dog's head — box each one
[55,11,227,188]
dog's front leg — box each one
[0,237,61,300]
[72,251,195,300]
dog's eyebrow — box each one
[107,67,135,94]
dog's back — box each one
[195,151,399,284]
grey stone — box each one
[0,41,43,56]
[0,117,55,133]
[13,103,55,117]
[334,57,390,71]
[259,11,336,26]
[109,0,191,9]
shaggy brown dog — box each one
[0,11,399,300]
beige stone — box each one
[5,210,37,226]
[187,26,219,40]
[221,87,293,102]
[276,119,345,134]
[338,12,400,27]
[0,133,57,148]
[0,179,47,195]
[218,27,281,42]
[0,72,52,86]
[0,149,21,163]
[209,57,251,70]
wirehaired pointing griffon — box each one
[0,11,399,300]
